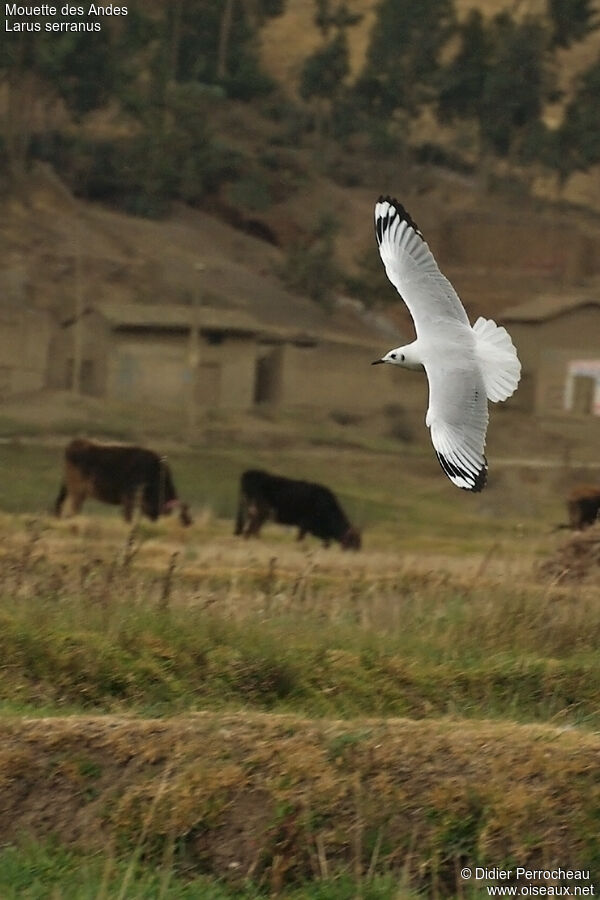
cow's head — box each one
[178,502,193,527]
[162,498,193,527]
[341,526,361,551]
[160,497,194,525]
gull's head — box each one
[372,345,421,370]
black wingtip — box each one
[436,452,488,493]
[470,462,488,493]
[376,196,423,239]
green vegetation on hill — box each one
[2,0,600,321]
[2,0,600,237]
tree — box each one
[109,1,281,103]
[0,9,151,176]
[480,14,551,158]
[355,0,455,118]
[438,12,554,163]
[211,0,284,90]
[0,1,282,210]
[547,0,597,49]
[313,0,362,37]
[437,10,490,124]
[299,1,361,142]
[558,58,600,179]
[300,33,350,105]
[282,213,341,307]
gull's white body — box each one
[373,197,521,492]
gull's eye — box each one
[401,354,405,362]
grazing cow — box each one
[234,469,361,549]
[566,485,600,530]
[54,438,192,525]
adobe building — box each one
[47,302,406,414]
[501,288,600,416]
[0,304,53,397]
[47,304,262,408]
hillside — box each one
[260,0,600,101]
[1,164,393,345]
[260,0,544,86]
[5,156,600,353]
[260,0,600,212]
[3,0,600,334]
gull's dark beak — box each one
[371,358,385,365]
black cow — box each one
[566,484,600,530]
[54,438,192,525]
[234,469,361,549]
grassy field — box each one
[1,420,600,897]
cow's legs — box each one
[68,490,86,515]
[245,502,268,537]
[60,465,89,517]
[122,492,136,523]
[54,483,67,517]
[234,492,248,536]
[244,505,260,536]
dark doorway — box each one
[65,358,97,395]
[571,375,596,415]
[254,347,283,404]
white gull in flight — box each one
[371,196,521,492]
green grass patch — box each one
[1,571,599,728]
[0,841,417,899]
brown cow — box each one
[566,484,600,530]
[54,438,192,525]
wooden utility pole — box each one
[72,245,83,395]
[187,262,205,434]
[216,0,235,80]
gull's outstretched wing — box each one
[426,360,489,492]
[375,195,488,490]
[374,196,470,335]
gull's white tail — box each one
[472,316,521,403]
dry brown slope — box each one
[1,166,376,342]
[2,712,599,890]
[5,159,600,352]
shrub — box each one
[281,213,341,308]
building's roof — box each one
[93,302,394,350]
[98,302,263,336]
[501,292,600,324]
